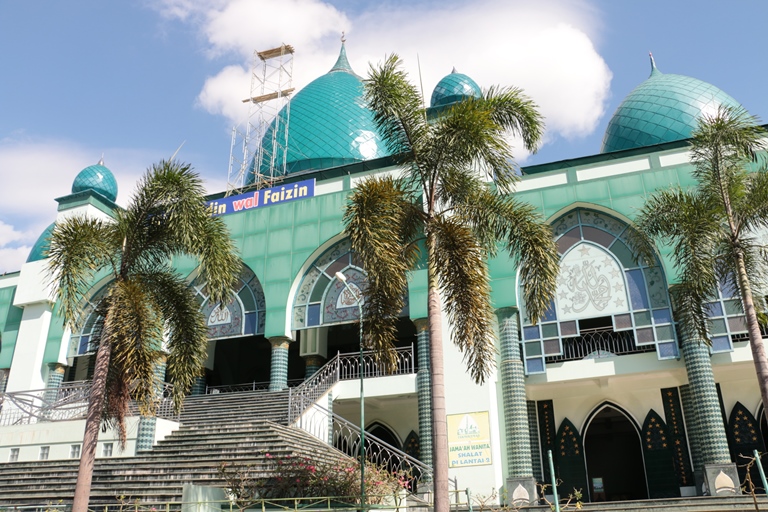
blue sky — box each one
[1,0,767,273]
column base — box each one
[506,476,537,506]
[702,463,741,495]
[693,468,706,496]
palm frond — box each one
[364,54,430,184]
[47,216,119,329]
[136,265,209,410]
[101,279,163,446]
[690,105,767,206]
[431,100,514,192]
[634,189,721,342]
[343,175,421,370]
[739,170,768,233]
[431,216,496,384]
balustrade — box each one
[545,329,656,363]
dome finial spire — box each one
[329,35,354,74]
[98,153,104,166]
[649,52,660,77]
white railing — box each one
[294,400,433,488]
[288,344,415,424]
[338,345,415,380]
[0,380,177,427]
[205,379,303,394]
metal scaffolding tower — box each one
[227,44,294,194]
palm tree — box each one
[47,160,242,512]
[343,55,559,512]
[634,105,768,415]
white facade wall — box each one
[0,417,178,463]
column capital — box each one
[413,318,429,333]
[303,354,325,367]
[269,336,292,350]
[495,307,518,325]
[50,363,67,375]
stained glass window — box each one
[191,265,266,339]
[292,238,408,329]
[519,209,678,375]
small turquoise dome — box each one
[430,69,482,108]
[27,223,55,263]
[72,160,118,202]
[601,55,742,153]
[246,43,389,184]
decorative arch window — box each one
[292,239,368,329]
[519,209,678,375]
[68,285,110,356]
[191,265,266,339]
[706,278,748,353]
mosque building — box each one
[0,43,765,505]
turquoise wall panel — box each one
[490,276,518,309]
[642,169,681,194]
[540,186,576,215]
[0,286,22,368]
[43,303,66,364]
[407,269,428,320]
[607,174,645,199]
[574,180,610,203]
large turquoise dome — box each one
[601,56,742,153]
[430,69,482,108]
[246,44,389,184]
[27,223,54,263]
[72,160,118,202]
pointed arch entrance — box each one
[584,404,648,501]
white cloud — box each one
[0,246,32,275]
[155,0,612,150]
[0,137,155,274]
[203,0,349,59]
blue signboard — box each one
[206,178,316,217]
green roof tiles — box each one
[246,44,389,183]
[72,161,118,201]
[601,56,741,153]
[27,222,54,263]
[430,70,482,108]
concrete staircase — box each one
[0,390,347,507]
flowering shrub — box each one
[219,452,410,509]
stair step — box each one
[0,389,349,508]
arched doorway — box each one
[584,405,648,502]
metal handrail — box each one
[337,345,415,380]
[0,379,177,426]
[288,344,415,424]
[545,330,655,363]
[206,379,304,394]
[292,398,433,485]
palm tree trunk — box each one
[72,338,112,512]
[426,230,449,512]
[733,250,768,416]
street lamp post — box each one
[335,272,365,509]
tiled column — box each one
[303,355,325,379]
[190,375,207,396]
[268,336,292,391]
[0,369,8,393]
[45,363,66,389]
[137,356,167,452]
[42,364,67,419]
[414,318,433,478]
[679,385,703,473]
[680,336,738,495]
[496,307,536,505]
